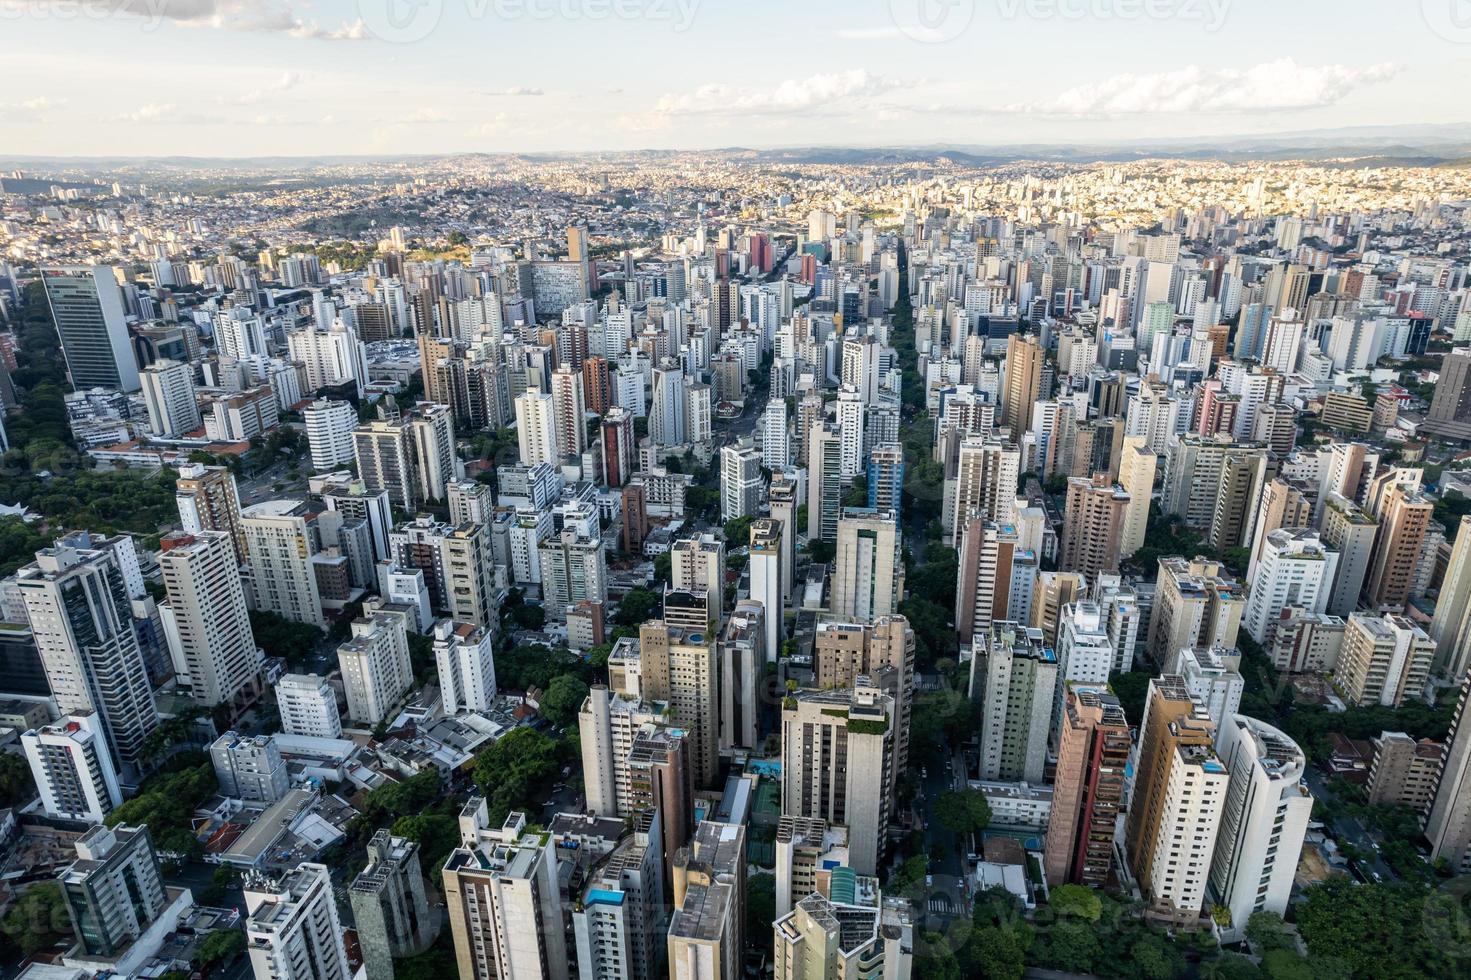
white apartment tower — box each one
[275,673,342,739]
[22,712,123,824]
[516,391,560,468]
[139,358,200,437]
[242,501,325,628]
[831,508,901,622]
[245,864,352,980]
[435,619,498,714]
[302,399,358,472]
[158,530,264,711]
[721,441,763,522]
[336,613,413,725]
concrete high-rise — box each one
[807,423,844,543]
[1243,529,1339,644]
[1060,475,1129,581]
[59,825,171,959]
[1146,557,1244,665]
[635,622,720,787]
[158,531,263,712]
[1320,492,1379,617]
[667,821,746,980]
[1001,333,1044,435]
[971,622,1057,783]
[572,812,666,980]
[175,462,247,563]
[955,518,1024,642]
[515,390,560,468]
[749,518,786,659]
[1124,675,1224,926]
[830,508,901,622]
[772,892,914,980]
[17,543,159,772]
[207,731,287,805]
[337,611,413,725]
[139,358,199,437]
[1426,676,1471,872]
[245,863,352,980]
[275,673,341,738]
[1043,688,1131,887]
[350,831,433,980]
[42,266,140,392]
[948,437,1019,542]
[1423,347,1471,441]
[1432,515,1471,683]
[1365,484,1434,610]
[434,619,498,714]
[1334,613,1433,708]
[444,805,569,980]
[22,712,123,824]
[812,616,915,774]
[242,501,325,628]
[781,682,896,876]
[721,440,763,522]
[1208,716,1313,943]
[302,398,358,472]
[1117,436,1156,558]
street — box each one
[1302,768,1396,882]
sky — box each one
[1,0,1470,157]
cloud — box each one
[233,70,302,105]
[3,96,67,121]
[0,1,368,41]
[651,70,903,118]
[121,102,179,123]
[1010,59,1400,116]
[480,86,544,97]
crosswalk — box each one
[926,898,953,914]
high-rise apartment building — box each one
[830,508,901,622]
[516,390,560,468]
[781,683,896,876]
[1423,347,1471,441]
[139,358,199,437]
[302,398,358,472]
[17,543,159,772]
[245,863,352,980]
[720,440,763,521]
[948,437,1019,542]
[633,622,720,787]
[1334,613,1434,708]
[1367,731,1444,814]
[337,611,413,725]
[1146,557,1245,665]
[550,365,588,458]
[1060,475,1129,581]
[1117,436,1156,558]
[1123,675,1224,926]
[59,825,170,959]
[667,821,746,980]
[572,812,666,980]
[275,673,341,739]
[1208,716,1313,943]
[158,530,263,712]
[350,831,433,980]
[812,616,915,773]
[442,523,497,630]
[1365,484,1434,610]
[1001,333,1044,435]
[773,892,914,980]
[866,443,905,515]
[807,423,844,543]
[434,619,498,714]
[971,622,1057,783]
[242,501,325,628]
[1044,688,1131,886]
[749,518,786,658]
[176,462,248,563]
[22,712,123,824]
[1426,676,1471,872]
[1242,529,1339,644]
[209,731,289,804]
[1319,492,1378,617]
[444,804,569,980]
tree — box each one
[745,873,776,957]
[392,813,461,882]
[0,751,36,808]
[1296,876,1447,979]
[472,727,562,823]
[540,675,590,726]
[614,586,661,627]
[1245,911,1295,953]
[1036,919,1099,973]
[197,929,246,969]
[806,539,835,564]
[1,882,70,956]
[1048,883,1102,922]
[965,925,1029,980]
[722,515,754,545]
[933,789,992,837]
[248,610,324,667]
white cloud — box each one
[233,70,302,105]
[2,96,66,121]
[651,70,902,118]
[480,86,544,97]
[1010,59,1400,116]
[0,1,368,41]
[122,102,177,123]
